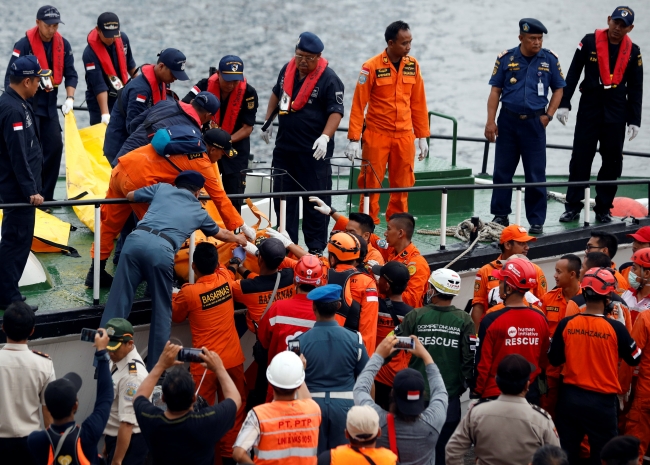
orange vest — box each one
[253,399,321,465]
[330,445,397,464]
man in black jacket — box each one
[557,6,643,224]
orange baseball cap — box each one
[499,225,537,244]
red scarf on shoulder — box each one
[282,57,328,112]
[86,29,129,84]
[207,73,246,134]
[595,28,632,88]
[140,64,166,105]
[26,27,64,85]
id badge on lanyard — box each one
[537,79,545,97]
[279,91,290,114]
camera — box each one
[395,336,415,350]
[80,328,98,343]
[287,340,300,356]
[177,348,203,363]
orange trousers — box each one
[90,164,149,260]
[626,395,650,464]
[358,129,415,224]
[193,364,247,460]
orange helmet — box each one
[581,267,617,295]
[327,232,360,262]
[632,249,650,269]
[491,257,537,290]
[295,255,324,285]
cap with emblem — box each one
[203,128,237,158]
[37,5,64,25]
[219,55,244,82]
[157,48,189,81]
[601,435,640,461]
[9,56,51,77]
[519,18,547,34]
[346,406,380,442]
[174,170,205,189]
[194,91,220,115]
[611,6,635,26]
[105,318,134,351]
[307,284,343,303]
[44,372,82,419]
[97,12,120,38]
[296,32,324,54]
[500,224,537,244]
[371,261,410,289]
[393,368,426,416]
[257,238,287,269]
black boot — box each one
[85,260,114,288]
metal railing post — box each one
[363,196,369,215]
[515,187,522,225]
[188,232,196,284]
[481,141,490,175]
[93,204,100,306]
[279,196,286,232]
[583,186,591,227]
[440,189,448,251]
[428,112,458,166]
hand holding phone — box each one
[287,340,300,356]
[80,328,97,343]
[395,336,416,350]
[177,348,203,363]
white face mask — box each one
[628,270,641,290]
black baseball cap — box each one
[44,372,82,419]
[258,238,287,269]
[157,48,189,81]
[611,6,635,26]
[97,12,120,38]
[203,128,237,158]
[601,435,640,461]
[37,5,64,25]
[219,55,244,82]
[371,261,410,288]
[496,354,536,382]
[393,368,426,416]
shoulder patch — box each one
[32,350,51,359]
[545,49,559,58]
[497,49,510,59]
[531,403,552,420]
[187,153,204,160]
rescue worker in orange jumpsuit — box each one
[171,242,247,465]
[346,20,429,224]
[472,225,547,329]
[621,249,650,324]
[620,226,650,283]
[326,232,380,355]
[87,127,250,287]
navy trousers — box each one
[313,396,353,454]
[490,109,547,225]
[100,230,175,371]
[0,205,35,305]
[35,115,63,202]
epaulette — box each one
[468,397,492,412]
[128,362,138,374]
[531,403,552,420]
[544,48,559,58]
[497,49,511,59]
[32,350,51,359]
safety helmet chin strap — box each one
[501,281,524,305]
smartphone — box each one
[395,336,415,350]
[177,348,203,363]
[287,340,300,356]
[80,328,98,343]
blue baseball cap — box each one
[307,284,342,303]
[519,18,547,34]
[219,55,244,82]
[37,5,64,25]
[9,56,51,77]
[175,170,205,189]
[194,91,220,115]
[296,32,324,54]
[611,6,635,26]
[151,126,206,156]
[157,48,189,81]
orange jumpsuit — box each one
[171,266,247,459]
[91,144,244,260]
[348,50,429,224]
[612,261,630,294]
[382,243,430,308]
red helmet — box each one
[632,249,650,269]
[581,267,617,295]
[294,254,324,285]
[491,257,537,290]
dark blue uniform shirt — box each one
[272,63,344,155]
[82,32,136,117]
[4,36,78,118]
[0,87,42,200]
[489,46,566,113]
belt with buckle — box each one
[309,391,354,400]
[503,107,546,120]
[135,226,175,248]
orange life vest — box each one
[207,73,247,134]
[86,28,129,84]
[253,398,321,465]
[330,445,398,465]
[281,57,328,112]
[140,64,167,105]
[46,425,91,465]
[26,27,64,85]
[594,28,633,88]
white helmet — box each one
[428,268,461,296]
[266,351,305,389]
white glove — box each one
[101,113,110,125]
[416,138,429,161]
[61,97,74,115]
[172,287,180,294]
[265,227,293,248]
[261,122,274,144]
[240,223,257,242]
[556,108,570,126]
[312,134,330,160]
[309,196,331,215]
[628,125,640,141]
[344,140,361,161]
[243,242,258,256]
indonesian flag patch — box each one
[633,347,642,359]
[136,94,146,103]
[85,62,96,70]
[12,49,20,57]
[191,86,200,95]
[577,42,583,50]
[366,288,378,302]
[407,391,420,401]
[13,122,23,131]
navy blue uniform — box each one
[82,32,136,125]
[4,36,78,202]
[560,34,644,215]
[182,81,258,212]
[103,71,172,165]
[489,46,565,226]
[271,63,344,251]
[0,88,43,306]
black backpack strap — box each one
[351,447,378,465]
[162,156,183,173]
[384,298,402,327]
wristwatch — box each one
[544,113,553,122]
[229,257,242,266]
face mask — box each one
[628,271,641,290]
